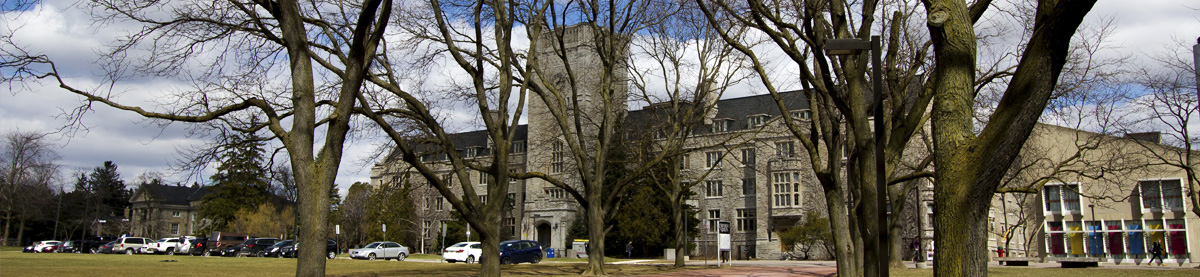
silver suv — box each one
[112,237,151,255]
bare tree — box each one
[624,1,752,267]
[695,0,936,274]
[0,130,61,246]
[1125,41,1200,221]
[919,0,1098,275]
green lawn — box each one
[0,250,700,276]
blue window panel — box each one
[1128,224,1144,255]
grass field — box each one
[0,250,700,276]
[5,249,1198,276]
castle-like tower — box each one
[524,24,629,252]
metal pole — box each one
[1193,37,1199,100]
[872,35,888,277]
[1089,204,1097,256]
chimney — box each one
[1124,132,1161,144]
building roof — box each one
[388,91,809,161]
[133,184,209,206]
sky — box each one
[1,0,1198,196]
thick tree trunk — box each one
[888,184,908,268]
[933,177,992,276]
[583,191,607,275]
[671,191,686,268]
[478,219,501,276]
[294,164,331,276]
[824,187,859,277]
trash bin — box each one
[546,248,556,258]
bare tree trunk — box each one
[2,212,10,246]
[670,188,686,268]
[583,189,607,275]
[887,184,908,269]
[824,188,858,277]
[16,217,25,247]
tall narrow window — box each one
[708,209,721,233]
[741,148,755,166]
[706,151,722,168]
[552,141,565,173]
[741,178,755,196]
[706,180,723,197]
[775,141,795,157]
[736,209,756,232]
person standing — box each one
[625,241,633,259]
[1149,241,1165,266]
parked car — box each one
[225,238,279,257]
[84,236,116,254]
[185,237,209,256]
[111,237,151,255]
[170,236,200,255]
[56,240,82,253]
[264,240,295,258]
[498,240,543,264]
[349,241,409,261]
[141,237,188,255]
[204,232,248,256]
[97,241,116,254]
[442,242,482,264]
[280,239,339,259]
[32,240,61,253]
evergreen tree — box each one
[89,161,130,218]
[199,134,269,232]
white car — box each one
[442,242,482,264]
[142,237,190,255]
[349,241,410,261]
[32,240,62,253]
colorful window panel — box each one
[1106,224,1124,254]
[1127,224,1144,255]
[1169,223,1187,255]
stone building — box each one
[989,124,1199,264]
[128,184,209,238]
[369,26,1198,262]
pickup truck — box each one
[141,236,196,255]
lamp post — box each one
[824,35,886,277]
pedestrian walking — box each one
[910,240,920,263]
[1149,241,1165,265]
[625,241,633,259]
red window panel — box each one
[1050,233,1065,254]
[1107,232,1124,254]
[1166,224,1185,254]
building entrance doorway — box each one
[537,223,552,248]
